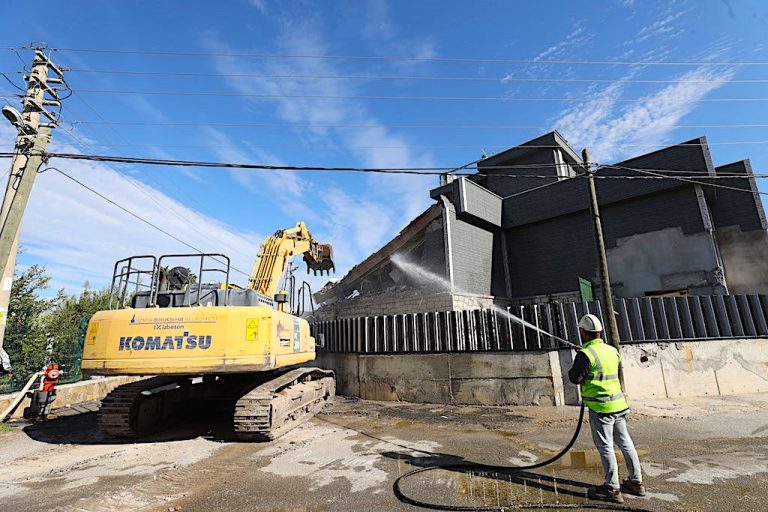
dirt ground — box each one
[1,392,768,512]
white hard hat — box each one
[578,314,603,333]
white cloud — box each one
[248,0,268,14]
[635,9,687,43]
[200,27,435,275]
[502,21,592,87]
[357,0,437,74]
[361,0,393,40]
[554,66,735,162]
[0,124,262,293]
[532,23,589,62]
[319,187,392,267]
[202,127,303,199]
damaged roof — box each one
[313,204,442,304]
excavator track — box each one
[97,376,180,438]
[234,367,335,442]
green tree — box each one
[3,265,112,389]
[3,265,53,381]
[43,287,110,381]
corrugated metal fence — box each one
[311,294,768,353]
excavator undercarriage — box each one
[98,367,335,440]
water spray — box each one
[391,254,581,350]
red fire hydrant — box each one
[23,363,61,421]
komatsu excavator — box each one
[81,222,336,441]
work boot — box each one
[588,484,624,503]
[620,478,647,497]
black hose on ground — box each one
[392,402,651,511]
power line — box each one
[34,47,768,66]
[34,139,768,151]
[504,178,574,198]
[2,151,768,178]
[64,120,768,130]
[73,87,768,103]
[34,153,566,174]
[1,73,24,92]
[51,68,768,84]
[604,164,768,196]
[41,166,251,278]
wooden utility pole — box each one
[0,49,64,351]
[582,147,625,389]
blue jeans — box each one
[588,408,642,489]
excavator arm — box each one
[248,221,334,297]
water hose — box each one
[393,402,650,511]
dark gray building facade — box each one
[316,132,768,317]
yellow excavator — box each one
[81,222,336,441]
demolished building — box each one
[315,131,768,319]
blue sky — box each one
[1,0,767,294]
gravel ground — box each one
[1,393,767,511]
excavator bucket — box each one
[304,243,335,276]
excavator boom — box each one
[248,221,335,297]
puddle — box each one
[455,469,591,507]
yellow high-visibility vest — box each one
[580,338,628,414]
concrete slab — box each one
[451,377,556,405]
[360,377,452,402]
[359,353,450,380]
[448,352,550,379]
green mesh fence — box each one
[0,313,89,395]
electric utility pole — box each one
[0,48,65,351]
[582,147,625,389]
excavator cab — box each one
[108,253,242,310]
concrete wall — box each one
[0,376,141,420]
[317,338,768,406]
[621,338,768,400]
[316,351,565,406]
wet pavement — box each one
[1,393,767,511]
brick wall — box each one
[314,290,496,320]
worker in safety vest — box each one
[568,314,645,504]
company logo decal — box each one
[128,316,217,328]
[118,332,212,351]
